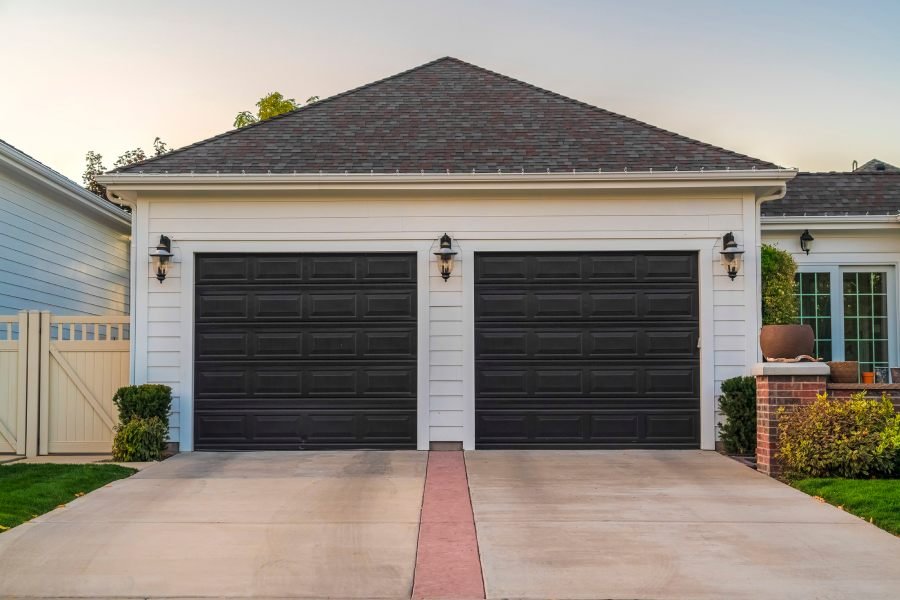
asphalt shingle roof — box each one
[762,170,900,216]
[854,158,899,173]
[114,57,778,175]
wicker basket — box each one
[827,361,859,383]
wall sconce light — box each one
[799,229,814,255]
[433,233,458,281]
[719,232,744,281]
[149,235,174,283]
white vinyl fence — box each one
[0,311,130,456]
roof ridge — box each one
[438,57,779,169]
[110,57,458,174]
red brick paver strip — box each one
[412,451,485,600]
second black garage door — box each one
[194,253,417,450]
[475,251,700,448]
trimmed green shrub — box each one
[761,244,798,325]
[111,384,171,462]
[717,376,757,455]
[112,416,168,462]
[112,384,172,422]
[777,392,900,479]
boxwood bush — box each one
[112,416,168,462]
[111,384,172,462]
[717,376,757,455]
[777,392,900,478]
[112,384,172,422]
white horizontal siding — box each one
[0,170,129,316]
[140,191,754,449]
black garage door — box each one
[194,253,417,450]
[475,251,700,448]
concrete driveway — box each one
[0,451,426,599]
[467,450,900,600]
[2,450,899,599]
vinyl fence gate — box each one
[0,311,130,457]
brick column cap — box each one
[752,362,830,377]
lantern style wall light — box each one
[719,232,745,281]
[799,229,814,255]
[149,235,174,283]
[433,233,458,281]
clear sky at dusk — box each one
[2,0,898,182]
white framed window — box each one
[795,265,897,372]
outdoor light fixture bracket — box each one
[800,229,814,255]
[433,233,458,281]
[150,235,174,283]
[719,232,745,281]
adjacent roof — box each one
[0,139,130,226]
[854,158,899,173]
[114,57,779,175]
[762,170,900,217]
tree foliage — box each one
[83,137,170,206]
[233,92,318,128]
[760,243,799,325]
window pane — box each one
[845,318,858,339]
[795,272,832,361]
[843,271,890,373]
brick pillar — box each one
[752,363,829,477]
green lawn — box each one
[793,478,900,535]
[0,463,136,531]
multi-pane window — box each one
[842,272,889,373]
[796,272,832,361]
[794,267,894,374]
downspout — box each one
[753,184,788,362]
[107,190,138,383]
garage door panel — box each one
[194,252,416,450]
[644,254,697,280]
[474,327,696,360]
[255,294,303,318]
[254,256,303,281]
[194,411,415,450]
[587,255,639,280]
[196,325,416,361]
[476,290,695,322]
[477,410,699,448]
[475,251,699,449]
[196,256,251,282]
[196,288,416,322]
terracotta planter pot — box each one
[862,372,875,385]
[827,361,859,383]
[759,324,815,360]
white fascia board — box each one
[762,214,900,231]
[96,168,797,195]
[0,143,131,228]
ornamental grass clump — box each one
[111,384,172,462]
[777,392,900,479]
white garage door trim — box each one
[460,239,718,450]
[175,240,432,452]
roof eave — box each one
[0,143,131,228]
[762,214,900,231]
[98,168,797,196]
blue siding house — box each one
[0,140,130,315]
